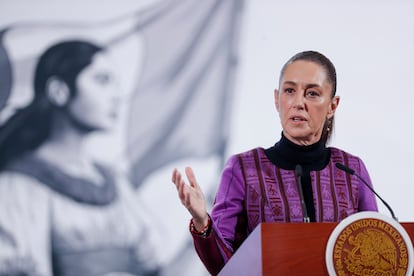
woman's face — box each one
[274,60,339,145]
[67,52,120,131]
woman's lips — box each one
[290,115,307,122]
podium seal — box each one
[326,211,413,276]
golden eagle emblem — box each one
[344,229,397,275]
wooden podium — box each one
[218,222,414,276]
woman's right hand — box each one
[171,167,209,231]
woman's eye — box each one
[95,73,111,85]
[306,90,320,98]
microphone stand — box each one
[295,164,310,223]
[335,162,398,221]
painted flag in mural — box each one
[0,0,244,187]
[126,0,243,186]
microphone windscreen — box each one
[335,162,355,175]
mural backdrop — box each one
[0,0,243,275]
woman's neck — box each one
[34,141,104,184]
[33,125,104,184]
[264,133,330,171]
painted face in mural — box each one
[67,52,121,131]
[274,60,339,145]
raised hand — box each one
[172,167,209,231]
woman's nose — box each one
[110,91,122,107]
[293,92,305,109]
[110,81,122,102]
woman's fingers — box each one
[172,168,189,204]
[172,167,204,202]
[173,167,197,190]
[171,167,207,222]
[172,168,183,190]
[171,168,177,183]
[185,166,199,189]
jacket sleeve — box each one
[191,155,248,275]
[356,158,379,212]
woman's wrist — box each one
[190,215,212,237]
[193,215,209,231]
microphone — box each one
[335,162,398,221]
[295,164,310,223]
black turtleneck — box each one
[264,133,330,222]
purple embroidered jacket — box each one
[191,147,378,275]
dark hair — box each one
[0,40,102,169]
[280,50,337,144]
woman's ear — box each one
[327,95,340,119]
[45,77,70,106]
[274,89,280,112]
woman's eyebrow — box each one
[282,81,321,88]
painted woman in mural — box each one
[0,40,162,276]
